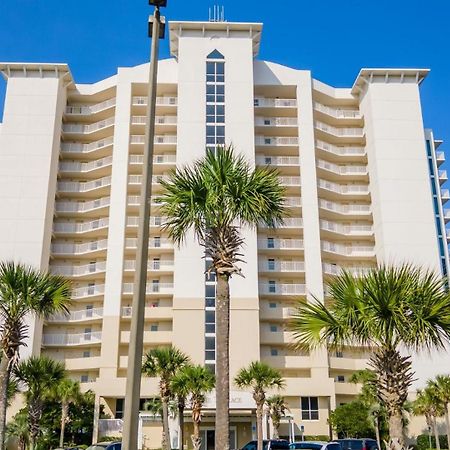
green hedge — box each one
[417,434,448,450]
[303,435,331,442]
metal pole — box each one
[122,7,161,450]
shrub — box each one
[417,434,448,450]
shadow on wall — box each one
[0,75,6,122]
[253,60,284,85]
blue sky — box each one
[1,0,450,161]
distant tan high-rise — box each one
[0,19,448,449]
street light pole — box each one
[122,3,166,450]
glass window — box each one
[268,280,276,293]
[270,325,278,332]
[83,351,90,358]
[270,348,278,356]
[205,311,215,333]
[269,302,277,308]
[301,396,319,420]
[216,62,225,74]
[336,375,345,383]
[268,259,275,270]
[207,84,215,95]
[206,62,215,74]
[150,324,158,332]
[81,375,89,383]
[116,399,124,419]
[267,237,275,249]
[205,285,216,298]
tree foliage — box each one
[329,401,375,438]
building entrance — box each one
[200,428,237,450]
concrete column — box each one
[92,394,101,444]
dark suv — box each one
[86,443,122,450]
[335,439,378,450]
[241,440,290,450]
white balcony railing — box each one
[315,121,364,137]
[127,216,166,227]
[59,156,113,173]
[436,151,445,165]
[62,117,115,134]
[50,261,107,277]
[279,176,301,186]
[61,137,114,154]
[65,98,116,115]
[259,283,306,295]
[259,261,305,272]
[122,282,174,295]
[255,136,299,146]
[318,179,369,195]
[318,199,371,215]
[254,98,297,108]
[128,175,170,185]
[284,197,302,207]
[441,189,450,200]
[53,218,109,234]
[321,241,375,256]
[130,135,177,145]
[320,220,373,235]
[254,117,298,127]
[129,154,176,165]
[51,239,108,255]
[42,332,102,346]
[123,259,174,271]
[55,197,110,214]
[57,176,112,193]
[131,115,177,125]
[256,156,300,166]
[322,263,372,276]
[316,140,366,157]
[48,307,103,322]
[125,237,173,249]
[317,159,367,176]
[72,284,105,299]
[313,102,361,119]
[258,239,304,250]
[132,96,178,106]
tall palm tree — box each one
[14,356,65,450]
[171,366,192,450]
[429,375,450,450]
[52,378,81,447]
[142,346,190,450]
[160,146,285,450]
[290,264,450,449]
[234,361,285,450]
[0,261,71,450]
[266,395,289,439]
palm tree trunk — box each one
[433,417,441,450]
[374,416,381,450]
[29,399,42,450]
[256,403,264,450]
[178,403,185,450]
[388,412,404,448]
[0,355,12,450]
[191,419,202,450]
[272,418,280,439]
[161,398,171,450]
[60,402,68,448]
[444,406,450,450]
[215,273,230,450]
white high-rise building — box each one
[0,19,448,448]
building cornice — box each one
[0,62,73,86]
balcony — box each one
[447,229,450,243]
[42,331,102,346]
[128,175,170,187]
[59,156,113,174]
[65,98,116,116]
[442,189,450,202]
[132,96,177,106]
[320,220,373,237]
[122,282,174,295]
[123,259,174,272]
[315,140,366,158]
[318,179,369,197]
[321,241,375,258]
[50,261,107,277]
[60,137,114,155]
[125,237,173,250]
[329,356,368,371]
[64,356,101,371]
[259,261,305,273]
[439,170,448,185]
[257,239,304,251]
[316,159,368,177]
[255,136,298,147]
[130,135,177,145]
[127,195,164,208]
[53,218,109,235]
[62,117,115,135]
[129,154,176,165]
[259,218,303,229]
[313,102,361,120]
[126,216,166,227]
[260,306,295,320]
[57,176,112,194]
[131,115,177,126]
[72,284,105,299]
[322,263,372,276]
[260,330,296,345]
[318,199,371,216]
[437,151,445,167]
[254,117,298,127]
[48,307,103,323]
[444,209,450,224]
[315,121,364,138]
[55,197,110,215]
[262,355,311,369]
[121,306,173,320]
[254,98,297,108]
[256,156,300,167]
[51,239,108,256]
[120,330,173,345]
[279,176,301,187]
[259,283,306,295]
[283,197,302,208]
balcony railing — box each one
[259,218,302,229]
[259,261,305,272]
[61,137,114,154]
[279,176,301,186]
[322,263,372,276]
[131,115,177,125]
[51,239,108,255]
[313,102,361,119]
[441,189,450,201]
[318,199,371,215]
[436,151,445,166]
[62,117,115,134]
[284,197,302,207]
[128,175,170,185]
[50,261,107,277]
[122,282,174,294]
[318,179,369,195]
[125,237,173,249]
[259,283,306,295]
[320,220,373,235]
[258,239,304,250]
[316,140,366,157]
[254,98,297,108]
[123,259,174,271]
[59,156,113,173]
[55,197,110,214]
[315,121,364,137]
[65,98,116,115]
[72,284,105,299]
[130,135,177,145]
[132,96,178,106]
[321,241,375,256]
[256,156,300,166]
[127,216,166,227]
[57,176,112,193]
[53,218,109,234]
[255,136,299,146]
[42,332,102,346]
[254,117,298,127]
[127,195,163,207]
[48,307,103,322]
[317,159,367,176]
[129,154,176,165]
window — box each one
[270,324,278,332]
[152,280,160,292]
[205,336,215,361]
[268,259,275,271]
[115,399,124,419]
[81,375,89,383]
[269,302,277,309]
[84,328,92,340]
[336,375,345,383]
[86,304,93,317]
[205,310,215,333]
[152,258,160,270]
[268,280,276,293]
[270,348,279,356]
[335,351,343,358]
[153,236,161,247]
[301,396,319,420]
[150,324,159,332]
[267,237,275,249]
[83,351,90,358]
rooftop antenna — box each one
[209,4,226,22]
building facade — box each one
[0,19,448,449]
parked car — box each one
[335,439,378,450]
[290,442,342,450]
[86,442,122,450]
[241,440,290,450]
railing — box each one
[271,218,303,228]
[441,189,450,199]
[61,137,114,154]
[278,176,301,186]
[132,96,178,106]
[254,117,298,127]
[258,239,304,250]
[255,136,299,146]
[259,283,306,295]
[122,282,174,294]
[72,284,105,298]
[98,419,123,435]
[55,197,110,213]
[322,263,372,276]
[62,117,115,134]
[259,261,305,272]
[51,239,108,255]
[125,237,173,249]
[49,307,103,322]
[53,218,109,234]
[256,156,300,166]
[318,199,371,214]
[320,220,373,235]
[254,98,297,108]
[129,154,176,165]
[127,216,166,227]
[65,98,116,115]
[313,102,361,119]
[131,115,177,125]
[130,135,177,145]
[42,331,102,346]
[59,156,113,173]
[317,159,367,175]
[436,152,445,163]
[57,176,112,193]
[50,261,107,277]
[439,170,448,180]
[128,175,170,185]
[321,241,375,256]
[284,197,302,207]
[315,121,364,137]
[318,179,369,195]
[127,195,164,206]
[316,140,366,157]
[123,259,174,271]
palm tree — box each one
[234,361,285,450]
[143,397,163,419]
[160,146,285,450]
[266,395,289,439]
[0,261,71,450]
[5,410,29,450]
[142,346,190,450]
[52,378,81,447]
[429,375,450,450]
[290,264,450,449]
[14,356,65,450]
[171,366,192,450]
